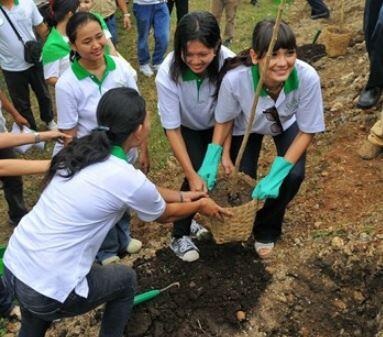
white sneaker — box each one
[47,120,58,130]
[139,64,154,77]
[101,255,120,265]
[152,64,161,73]
[170,236,199,262]
[190,220,211,241]
[126,238,142,254]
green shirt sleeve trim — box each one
[251,64,299,96]
[42,27,71,65]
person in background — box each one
[92,0,132,44]
[307,0,330,20]
[0,0,56,131]
[156,11,235,262]
[356,0,383,109]
[210,0,240,47]
[3,87,230,337]
[199,20,325,258]
[167,0,188,23]
[133,0,170,77]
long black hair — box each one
[66,11,104,61]
[171,11,222,83]
[46,0,79,27]
[216,19,297,93]
[43,88,147,188]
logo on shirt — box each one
[285,98,299,115]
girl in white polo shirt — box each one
[3,88,229,337]
[199,20,325,258]
[156,11,235,262]
[55,11,145,264]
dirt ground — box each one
[1,0,383,336]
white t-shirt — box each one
[0,0,43,71]
[133,0,167,5]
[43,55,70,80]
[4,155,166,303]
[156,46,235,131]
[215,59,325,136]
[54,55,137,154]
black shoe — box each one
[223,38,232,47]
[311,11,330,20]
[356,87,382,109]
[250,0,257,5]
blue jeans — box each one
[364,0,383,88]
[4,264,137,337]
[230,122,306,243]
[104,14,118,44]
[307,0,329,14]
[133,3,170,66]
[96,213,132,264]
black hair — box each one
[66,12,103,61]
[46,0,79,27]
[216,19,297,93]
[171,11,222,83]
[43,88,147,188]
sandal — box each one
[254,241,274,259]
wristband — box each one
[33,132,41,144]
[124,13,131,17]
[179,192,184,203]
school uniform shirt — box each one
[55,55,137,143]
[0,0,43,71]
[156,46,235,131]
[42,15,112,80]
[215,59,325,136]
[4,152,166,303]
[134,0,167,5]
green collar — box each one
[0,0,19,7]
[71,55,116,85]
[182,68,204,91]
[251,64,299,97]
[110,145,127,161]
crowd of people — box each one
[0,0,380,336]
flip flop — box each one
[254,241,274,259]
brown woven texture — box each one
[322,25,352,57]
[199,173,258,244]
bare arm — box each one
[116,0,132,30]
[0,130,71,149]
[0,90,29,127]
[166,128,207,192]
[46,77,58,87]
[61,128,77,147]
[284,132,314,164]
[34,22,49,42]
[212,121,233,146]
[107,39,118,56]
[0,159,50,176]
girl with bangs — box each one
[198,20,325,258]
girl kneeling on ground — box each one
[3,88,230,337]
[155,11,235,262]
[199,20,325,258]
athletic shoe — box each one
[126,238,143,254]
[152,64,161,73]
[101,255,120,265]
[139,64,154,77]
[170,236,199,262]
[47,120,58,130]
[190,220,211,241]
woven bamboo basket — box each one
[321,25,352,57]
[199,172,258,244]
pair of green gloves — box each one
[198,143,294,200]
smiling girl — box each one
[155,11,235,262]
[198,20,325,258]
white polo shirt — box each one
[4,151,166,302]
[133,0,167,5]
[0,0,43,71]
[156,46,235,131]
[215,59,325,136]
[55,54,137,136]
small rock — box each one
[189,281,196,288]
[236,310,246,321]
[321,171,329,177]
[299,326,310,337]
[331,237,344,249]
[353,291,365,302]
[359,232,371,242]
[333,299,347,311]
[314,221,322,229]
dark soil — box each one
[126,242,271,337]
[296,44,326,64]
[209,175,253,207]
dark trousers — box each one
[172,126,213,238]
[2,63,53,131]
[4,264,137,337]
[307,0,329,14]
[230,123,305,243]
[0,277,13,317]
[364,0,383,89]
[167,0,188,22]
[0,147,28,224]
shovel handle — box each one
[133,289,160,306]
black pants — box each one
[167,0,188,22]
[172,126,213,238]
[2,63,53,131]
[230,123,305,243]
[307,0,329,14]
[0,148,28,224]
[364,0,383,89]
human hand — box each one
[13,114,29,128]
[40,130,72,143]
[181,190,208,202]
[123,15,132,30]
[221,154,234,176]
[198,198,233,220]
[187,172,208,193]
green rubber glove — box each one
[252,156,294,200]
[198,143,223,191]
